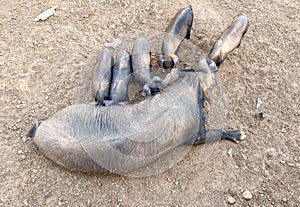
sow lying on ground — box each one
[28,6,249,173]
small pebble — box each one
[256,97,263,109]
[243,190,253,200]
[266,148,276,159]
[228,186,239,196]
[287,163,295,167]
[23,199,29,206]
[18,149,23,154]
[241,153,247,160]
[228,148,233,157]
[227,196,236,204]
[255,112,264,120]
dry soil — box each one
[0,0,299,206]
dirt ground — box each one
[1,0,299,206]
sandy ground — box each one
[0,0,299,206]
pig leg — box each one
[142,76,166,97]
[106,50,132,106]
[208,15,249,67]
[131,37,162,97]
[193,129,246,146]
[159,5,194,69]
[190,83,246,146]
[93,48,114,106]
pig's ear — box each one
[208,15,249,66]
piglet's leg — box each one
[160,5,194,69]
[93,48,114,106]
[131,37,161,97]
[208,15,249,67]
[107,50,132,105]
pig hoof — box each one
[142,84,152,97]
[239,131,247,141]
